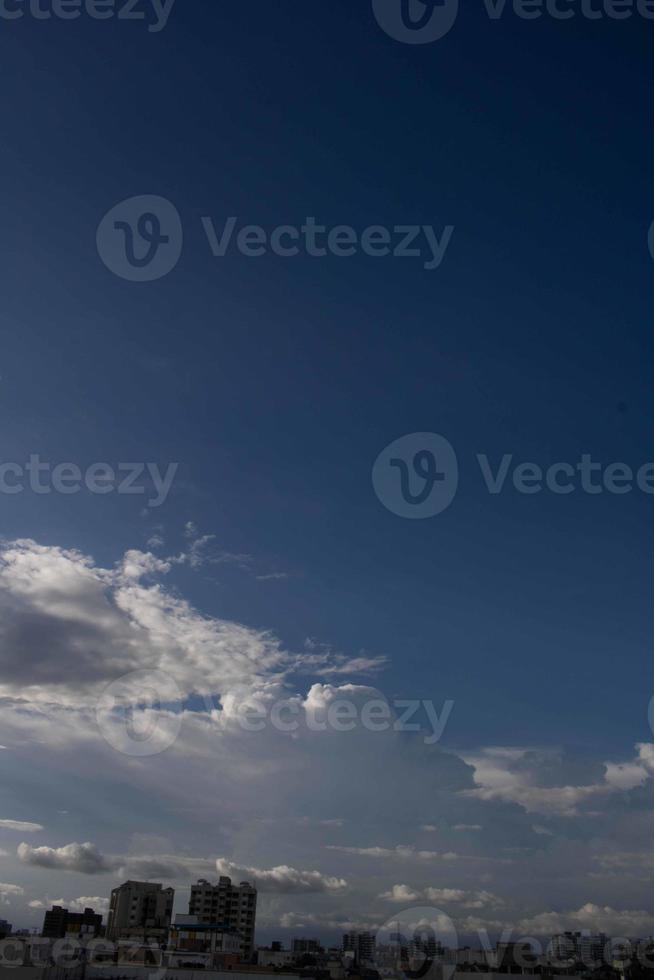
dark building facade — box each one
[42,905,103,939]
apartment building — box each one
[106,881,174,940]
[188,876,257,960]
[41,905,102,939]
[343,931,376,964]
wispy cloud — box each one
[0,819,44,832]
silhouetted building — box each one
[42,905,102,939]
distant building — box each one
[188,877,257,959]
[293,938,323,955]
[496,941,538,971]
[257,945,296,968]
[343,931,376,964]
[550,932,608,968]
[0,919,11,939]
[41,905,102,939]
[168,914,241,968]
[106,881,174,940]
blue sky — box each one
[1,0,654,946]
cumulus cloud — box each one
[215,857,347,893]
[460,746,654,816]
[0,539,386,712]
[379,884,421,902]
[17,842,114,875]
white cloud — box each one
[379,884,421,902]
[0,819,44,832]
[326,845,451,861]
[17,842,113,875]
[215,857,347,894]
[0,883,24,901]
[380,885,502,909]
[461,746,654,816]
[27,896,107,914]
[0,539,387,714]
[425,888,502,909]
[519,903,654,936]
[70,896,110,913]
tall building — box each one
[42,905,102,939]
[188,877,257,960]
[0,919,12,939]
[106,881,174,940]
[343,932,376,964]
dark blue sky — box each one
[2,0,654,762]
